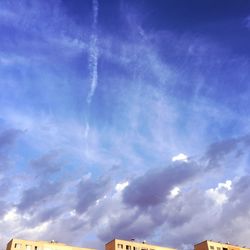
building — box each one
[105,239,176,250]
[194,240,250,250]
[6,239,95,250]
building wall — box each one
[105,240,115,250]
[194,241,208,250]
[195,240,250,250]
[105,239,176,250]
[6,239,95,250]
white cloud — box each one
[96,195,107,205]
[169,186,181,199]
[206,180,232,205]
[172,153,188,162]
[24,221,50,234]
[69,210,76,217]
[115,181,129,192]
[3,208,19,222]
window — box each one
[118,245,123,249]
[26,245,31,250]
[210,247,214,250]
[126,245,131,250]
[133,247,139,250]
[217,247,221,250]
[223,248,228,250]
[14,244,21,249]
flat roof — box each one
[105,239,175,249]
[194,240,250,249]
[8,238,95,250]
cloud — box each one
[123,161,199,209]
[87,0,99,104]
[115,181,129,192]
[204,134,250,169]
[96,134,250,248]
[30,150,62,176]
[206,180,232,205]
[76,175,110,214]
[0,128,22,171]
[17,180,63,213]
[168,186,181,199]
[3,208,19,222]
[0,177,11,197]
[0,128,22,150]
[99,210,155,241]
[172,153,188,163]
[222,175,250,219]
[0,200,8,218]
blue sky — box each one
[1,0,250,250]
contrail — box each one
[87,0,99,105]
[84,121,90,139]
[85,0,99,142]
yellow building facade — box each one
[6,239,95,250]
[195,240,250,250]
[105,239,176,250]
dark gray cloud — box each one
[11,149,70,228]
[0,178,11,197]
[123,161,199,209]
[17,180,63,213]
[0,128,22,171]
[30,150,62,176]
[99,185,214,248]
[76,176,111,214]
[98,209,155,242]
[154,188,217,248]
[0,129,22,149]
[149,189,207,228]
[220,175,250,220]
[97,161,203,245]
[0,200,8,217]
[35,205,64,223]
[204,134,250,169]
[22,205,67,229]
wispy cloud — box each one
[87,0,99,105]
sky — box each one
[0,0,250,250]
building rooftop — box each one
[194,240,250,250]
[105,238,176,250]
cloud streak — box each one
[87,0,99,105]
